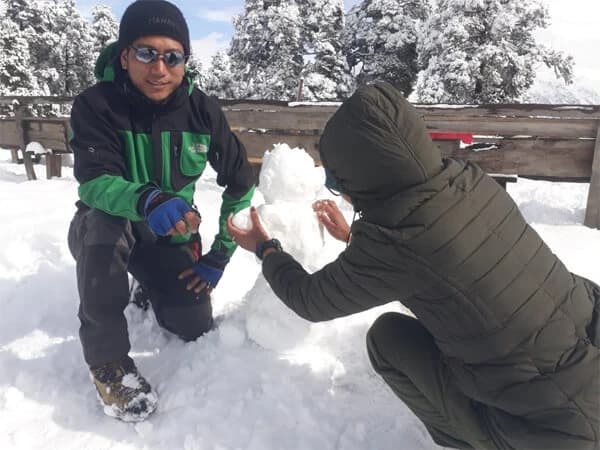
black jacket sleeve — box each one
[70,88,128,184]
[261,235,420,322]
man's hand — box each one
[178,249,230,295]
[226,206,270,253]
[144,190,201,236]
[313,199,350,243]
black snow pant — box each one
[68,203,213,368]
[367,312,498,450]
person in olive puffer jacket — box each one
[68,0,254,421]
[227,82,599,450]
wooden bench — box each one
[0,97,73,180]
[0,97,598,229]
[221,101,599,228]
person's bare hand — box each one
[168,210,201,236]
[312,199,350,243]
[226,206,270,253]
[177,267,213,295]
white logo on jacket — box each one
[188,143,208,154]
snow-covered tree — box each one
[229,0,304,100]
[1,0,98,97]
[36,0,96,96]
[185,53,208,90]
[343,0,429,96]
[416,0,574,103]
[3,0,46,33]
[298,0,354,100]
[91,5,118,55]
[0,17,39,95]
[2,0,51,99]
[228,0,353,100]
[203,51,237,99]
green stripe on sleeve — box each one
[78,174,147,220]
[212,186,255,257]
[161,131,172,191]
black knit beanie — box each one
[118,0,190,56]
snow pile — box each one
[25,142,48,155]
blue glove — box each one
[192,249,230,288]
[143,189,194,236]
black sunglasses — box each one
[129,46,186,67]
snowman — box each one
[232,144,346,351]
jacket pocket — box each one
[179,132,210,177]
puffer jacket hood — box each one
[94,42,121,82]
[319,82,443,214]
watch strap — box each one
[255,238,283,260]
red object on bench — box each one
[428,132,473,144]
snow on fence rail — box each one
[0,96,599,229]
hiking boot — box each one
[90,356,158,422]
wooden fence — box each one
[1,96,599,228]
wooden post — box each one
[584,123,600,229]
[296,77,304,102]
[10,149,19,163]
[15,105,37,180]
[45,153,62,179]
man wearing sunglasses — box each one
[68,0,255,421]
[228,82,599,450]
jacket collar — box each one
[118,73,189,113]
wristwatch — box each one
[255,238,283,260]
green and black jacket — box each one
[70,44,255,256]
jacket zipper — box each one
[151,112,163,188]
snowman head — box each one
[259,144,325,204]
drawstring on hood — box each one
[346,210,359,247]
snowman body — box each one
[234,144,333,351]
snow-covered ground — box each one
[0,147,599,450]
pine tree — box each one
[229,0,303,100]
[343,0,429,96]
[91,5,118,55]
[186,54,207,90]
[3,0,98,97]
[37,0,96,96]
[0,17,39,95]
[3,0,46,33]
[298,0,353,101]
[2,0,50,99]
[204,51,237,99]
[416,0,574,103]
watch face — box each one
[257,238,282,260]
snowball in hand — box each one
[231,207,253,231]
